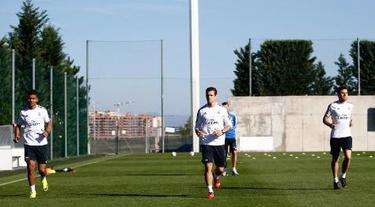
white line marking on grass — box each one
[69,153,132,169]
[0,178,28,187]
[0,153,132,187]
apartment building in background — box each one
[89,111,161,139]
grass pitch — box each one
[1,152,374,207]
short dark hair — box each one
[27,90,39,97]
[222,102,228,106]
[336,85,348,93]
[205,87,217,95]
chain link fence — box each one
[0,44,88,160]
[87,40,192,154]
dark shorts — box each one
[201,145,226,167]
[24,145,48,164]
[225,139,237,153]
[330,137,352,157]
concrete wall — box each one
[0,147,26,170]
[0,146,12,170]
[229,96,375,152]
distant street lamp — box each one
[2,42,15,125]
[114,103,121,155]
[2,42,9,47]
[114,101,134,154]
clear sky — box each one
[1,0,374,118]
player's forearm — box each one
[42,121,52,137]
[222,125,231,133]
[323,116,332,127]
[45,121,52,134]
[195,128,203,137]
[14,126,20,139]
[13,125,21,143]
[323,116,334,128]
[14,127,20,138]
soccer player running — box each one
[195,87,232,200]
[323,85,353,190]
[222,102,239,176]
[14,90,52,198]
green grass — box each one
[0,155,105,178]
[1,152,375,207]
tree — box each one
[39,25,65,67]
[0,38,12,124]
[350,40,375,95]
[2,0,88,157]
[334,53,356,94]
[231,44,260,96]
[179,116,192,137]
[8,0,49,114]
[9,0,48,59]
[257,40,317,95]
[36,25,66,108]
[310,61,333,95]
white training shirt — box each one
[195,103,232,146]
[324,101,353,138]
[17,105,50,146]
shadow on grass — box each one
[83,193,189,198]
[0,194,25,198]
[122,173,188,176]
[223,186,331,191]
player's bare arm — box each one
[42,120,52,137]
[323,115,335,129]
[213,125,231,137]
[13,124,21,143]
[195,128,204,137]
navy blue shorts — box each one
[330,137,352,157]
[201,145,226,167]
[225,139,237,153]
[24,145,48,164]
